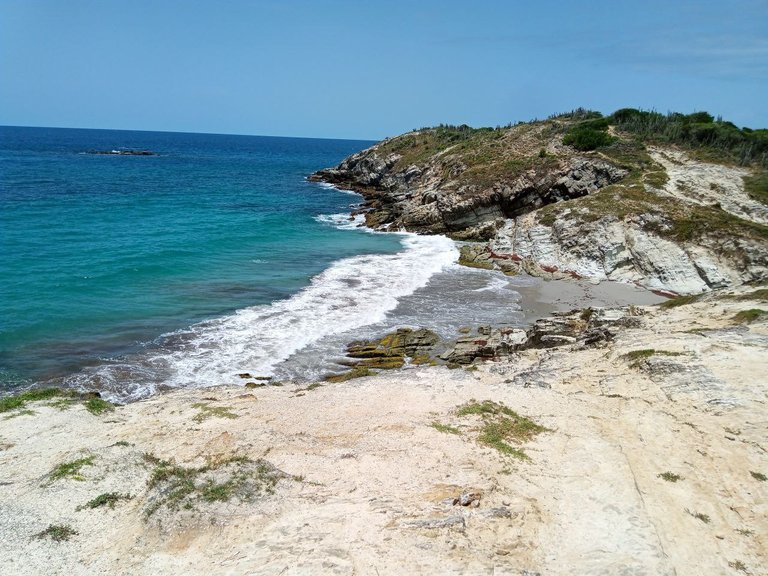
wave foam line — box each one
[77,233,458,401]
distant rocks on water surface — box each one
[85,149,157,156]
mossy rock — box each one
[324,367,373,383]
[330,328,441,381]
[357,356,406,370]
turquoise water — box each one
[1,126,412,392]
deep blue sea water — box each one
[1,126,549,401]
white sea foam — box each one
[314,181,362,196]
[472,274,513,293]
[81,233,458,401]
[314,212,366,230]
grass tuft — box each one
[455,400,548,460]
[77,492,132,510]
[685,509,711,523]
[144,454,286,516]
[35,524,78,542]
[750,471,767,482]
[732,309,768,324]
[191,403,238,423]
[722,288,768,303]
[0,388,64,413]
[621,349,683,368]
[728,560,748,572]
[658,471,683,482]
[49,456,95,482]
[430,421,461,435]
[659,294,702,309]
[84,397,114,415]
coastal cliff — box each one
[311,109,768,294]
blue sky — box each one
[1,0,766,139]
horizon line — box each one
[0,123,381,143]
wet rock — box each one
[326,328,440,381]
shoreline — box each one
[1,203,666,404]
[1,283,765,574]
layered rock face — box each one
[311,136,627,240]
[311,121,768,294]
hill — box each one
[311,109,768,294]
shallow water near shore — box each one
[1,126,395,392]
[1,126,665,402]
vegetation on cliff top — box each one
[397,108,767,167]
[373,108,766,213]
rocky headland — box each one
[310,109,768,295]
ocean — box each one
[1,126,536,401]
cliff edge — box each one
[311,109,768,294]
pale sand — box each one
[0,288,765,575]
[515,277,666,319]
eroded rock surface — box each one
[1,285,765,575]
[311,122,768,295]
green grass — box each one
[35,524,78,542]
[659,294,702,309]
[658,471,684,482]
[750,471,767,481]
[455,400,548,460]
[622,349,684,368]
[3,408,37,420]
[430,421,461,435]
[77,492,132,510]
[743,172,768,205]
[191,403,238,423]
[733,309,768,323]
[46,398,76,410]
[84,397,114,415]
[621,349,683,366]
[0,388,118,417]
[456,399,516,418]
[144,454,285,516]
[723,289,768,303]
[0,388,63,413]
[644,168,669,188]
[49,456,95,482]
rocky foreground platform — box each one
[0,285,766,575]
